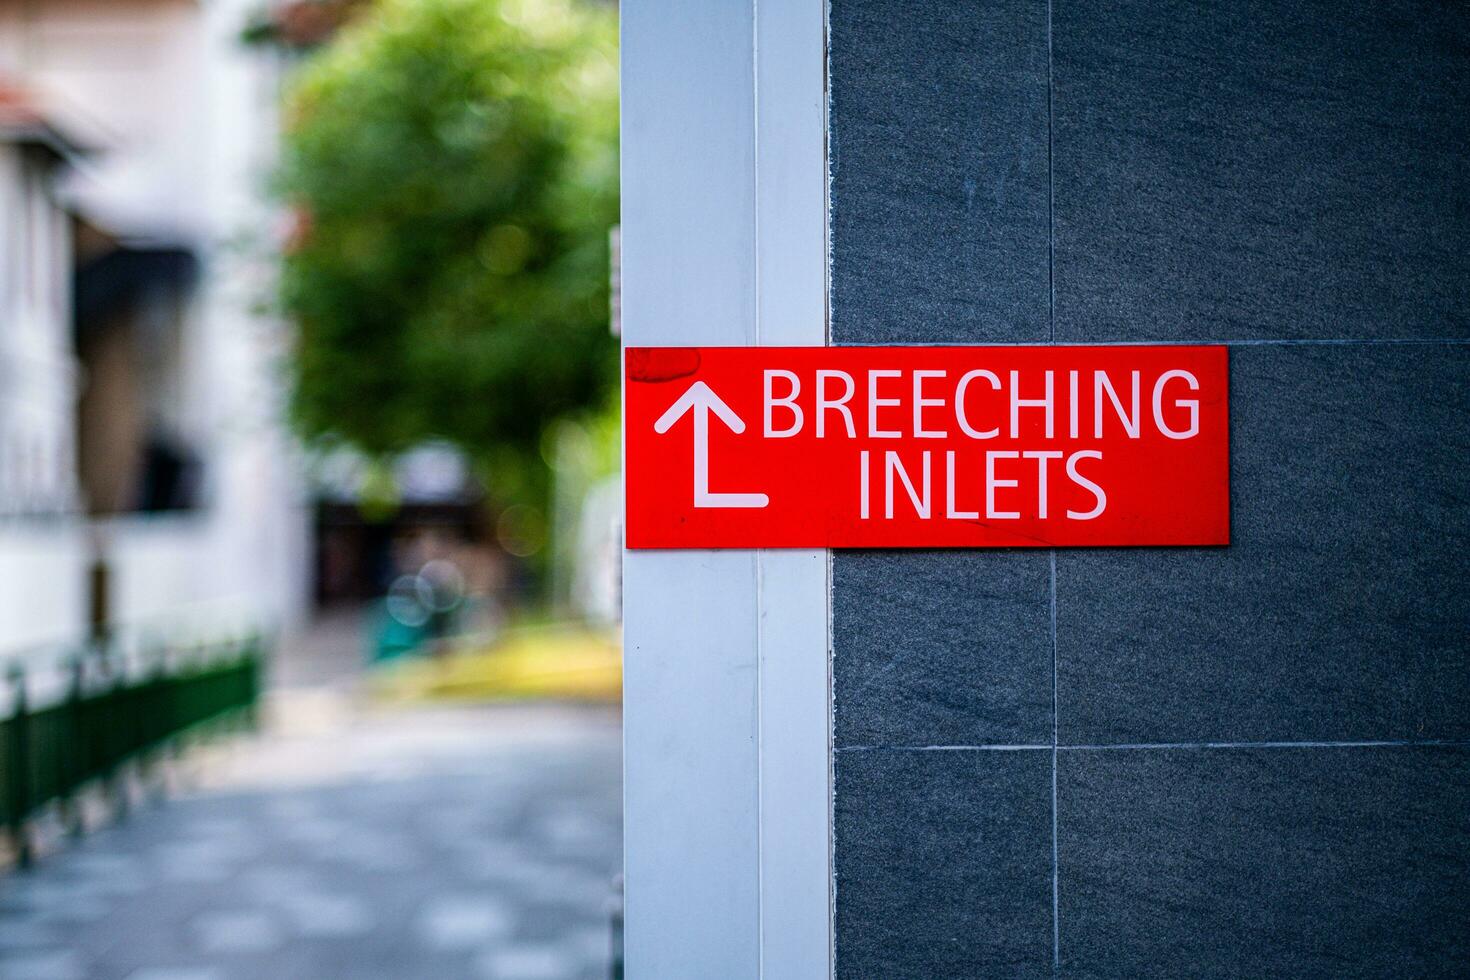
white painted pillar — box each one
[621,0,831,976]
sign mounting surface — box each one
[625,346,1229,549]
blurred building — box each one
[308,442,497,608]
[0,0,309,652]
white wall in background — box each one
[0,0,310,654]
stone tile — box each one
[155,860,233,885]
[182,817,253,839]
[535,812,613,853]
[62,853,147,883]
[521,866,611,908]
[321,830,422,872]
[280,893,374,939]
[6,881,110,908]
[475,943,577,980]
[1052,0,1470,341]
[834,550,1052,746]
[0,705,621,978]
[564,925,612,965]
[239,867,319,903]
[834,748,1052,978]
[13,882,110,926]
[191,910,285,954]
[420,804,487,838]
[829,0,1050,344]
[279,819,349,847]
[1057,343,1470,744]
[460,850,556,888]
[1057,745,1470,978]
[0,921,56,949]
[0,951,86,980]
[152,840,244,884]
[263,799,318,823]
[416,894,514,950]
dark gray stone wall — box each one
[829,1,1470,976]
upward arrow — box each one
[654,381,770,509]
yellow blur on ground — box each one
[371,623,622,704]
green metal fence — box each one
[0,634,263,867]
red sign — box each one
[625,346,1229,549]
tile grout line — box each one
[1050,550,1060,975]
[1046,1,1060,971]
[1046,0,1056,347]
[833,739,1470,753]
[835,744,1053,752]
[1062,739,1470,751]
[816,337,1470,348]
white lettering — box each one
[816,369,857,438]
[955,369,1001,439]
[1023,450,1064,519]
[1009,370,1054,438]
[986,450,1021,519]
[764,370,802,437]
[886,451,931,519]
[1068,370,1080,439]
[945,450,979,519]
[1066,450,1106,520]
[868,370,902,438]
[1094,371,1141,439]
[1153,369,1200,439]
[913,370,947,438]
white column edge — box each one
[621,1,762,975]
[754,0,833,977]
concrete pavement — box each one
[0,700,622,980]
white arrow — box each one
[653,381,770,509]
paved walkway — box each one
[0,699,623,980]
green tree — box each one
[277,0,618,527]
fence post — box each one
[245,633,262,733]
[62,654,85,839]
[6,664,32,870]
[138,640,162,804]
[104,642,131,823]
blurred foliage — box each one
[371,622,621,702]
[542,391,619,604]
[276,0,618,520]
[542,391,619,482]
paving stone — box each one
[125,969,224,980]
[20,886,109,926]
[0,950,86,980]
[62,853,146,882]
[416,894,515,950]
[238,867,319,903]
[191,910,285,954]
[522,867,611,907]
[565,925,613,965]
[475,944,578,980]
[280,893,374,938]
[321,830,421,873]
[155,860,233,885]
[280,819,350,846]
[0,704,621,978]
[0,921,57,949]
